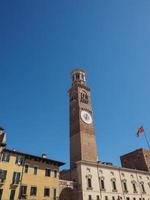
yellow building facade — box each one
[0,148,64,200]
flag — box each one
[137,126,144,137]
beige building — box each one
[76,161,150,200]
[0,129,64,200]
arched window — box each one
[131,181,137,193]
[80,90,88,104]
[122,180,128,193]
[76,73,80,80]
[111,178,117,191]
[87,177,92,189]
[140,182,146,193]
[99,177,105,190]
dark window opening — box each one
[30,186,37,196]
[88,195,92,200]
[44,188,50,197]
[87,178,92,188]
[112,181,117,191]
[19,185,27,199]
[9,190,16,200]
[45,169,51,177]
[33,167,37,175]
[2,152,9,162]
[100,179,105,190]
[12,172,20,185]
[24,165,28,173]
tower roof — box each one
[71,68,86,75]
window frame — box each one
[44,188,50,197]
[30,186,37,196]
[45,168,51,177]
[2,152,10,162]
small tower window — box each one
[81,91,88,104]
[76,73,80,80]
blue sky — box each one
[0,0,150,169]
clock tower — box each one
[69,69,98,169]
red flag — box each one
[137,126,144,137]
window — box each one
[140,183,146,193]
[30,186,37,196]
[112,197,115,200]
[0,189,3,200]
[111,179,117,191]
[52,188,56,200]
[122,181,128,193]
[12,172,20,184]
[76,73,80,80]
[2,152,9,162]
[87,178,92,189]
[9,190,16,200]
[105,196,108,200]
[45,169,51,177]
[126,198,130,200]
[88,195,92,200]
[33,166,38,175]
[19,186,27,198]
[97,195,100,200]
[133,198,136,200]
[81,91,88,104]
[44,188,50,197]
[132,182,137,193]
[15,156,23,165]
[0,169,7,182]
[100,178,105,190]
[24,164,28,173]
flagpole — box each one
[144,131,150,150]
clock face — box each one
[81,110,92,124]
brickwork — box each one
[120,148,150,172]
[69,69,98,169]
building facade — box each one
[76,161,150,200]
[0,130,64,200]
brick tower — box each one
[69,69,98,169]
